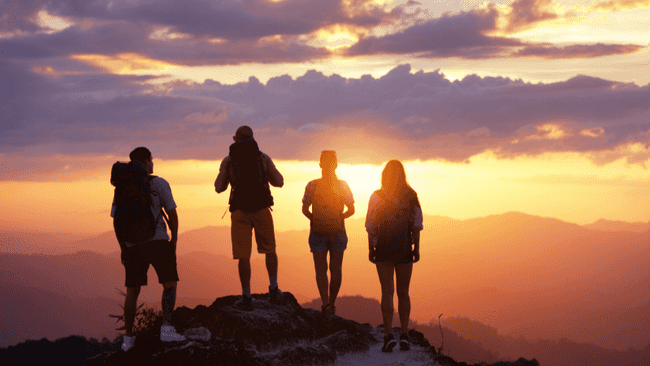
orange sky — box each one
[1,150,648,237]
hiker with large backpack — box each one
[365,160,423,353]
[301,151,355,316]
[111,147,186,351]
[214,126,284,310]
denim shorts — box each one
[308,231,348,253]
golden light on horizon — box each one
[2,149,648,238]
[70,53,181,74]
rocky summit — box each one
[83,292,538,366]
[2,291,539,366]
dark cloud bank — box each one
[1,60,648,165]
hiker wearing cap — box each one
[110,147,186,352]
[214,126,284,310]
[302,151,355,315]
[365,159,423,352]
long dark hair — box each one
[381,160,414,202]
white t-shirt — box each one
[111,176,177,247]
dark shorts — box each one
[374,246,412,264]
[122,240,179,287]
[309,231,348,253]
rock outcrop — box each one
[1,292,540,366]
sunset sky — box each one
[1,0,649,237]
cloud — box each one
[594,0,650,11]
[505,0,558,33]
[0,0,47,34]
[346,7,524,59]
[1,62,648,166]
[0,22,331,65]
[41,0,401,40]
[344,7,642,60]
[514,43,646,59]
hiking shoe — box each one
[399,333,410,351]
[121,335,135,352]
[269,286,283,304]
[160,325,186,342]
[382,334,397,352]
[235,295,254,311]
[321,304,335,315]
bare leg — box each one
[329,251,344,308]
[124,286,141,337]
[265,252,278,279]
[238,258,251,289]
[313,252,329,307]
[161,281,177,326]
[376,261,395,337]
[395,262,413,335]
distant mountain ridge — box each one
[2,211,649,356]
[583,218,650,232]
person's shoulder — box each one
[369,190,382,200]
[260,152,274,162]
[150,176,171,188]
[338,179,353,191]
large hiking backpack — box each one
[228,139,274,212]
[111,161,156,248]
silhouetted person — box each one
[215,126,284,310]
[111,147,185,352]
[365,159,423,352]
[302,151,355,315]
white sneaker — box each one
[160,325,187,342]
[121,335,135,351]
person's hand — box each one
[412,250,420,263]
[369,247,377,263]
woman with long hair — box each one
[302,151,355,315]
[366,160,423,352]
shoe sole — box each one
[382,340,397,352]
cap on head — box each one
[235,125,254,141]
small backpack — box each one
[228,139,274,212]
[111,161,156,248]
[311,178,346,234]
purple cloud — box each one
[1,62,648,166]
[42,0,400,40]
[514,43,646,59]
[506,0,558,33]
[346,7,523,59]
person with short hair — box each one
[302,151,355,315]
[111,147,185,352]
[365,160,423,352]
[215,126,284,310]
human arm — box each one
[410,193,423,263]
[341,181,355,219]
[302,181,314,220]
[166,208,178,248]
[214,157,230,193]
[365,192,380,263]
[343,203,355,219]
[263,154,284,188]
[411,230,420,263]
[302,202,313,220]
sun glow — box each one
[70,53,180,74]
